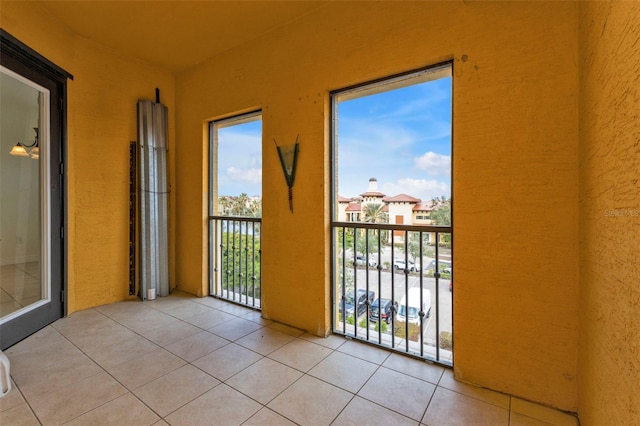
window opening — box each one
[331,63,453,365]
[208,111,262,308]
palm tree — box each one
[248,198,262,218]
[362,203,387,224]
[217,196,232,215]
[360,203,387,259]
[227,193,251,216]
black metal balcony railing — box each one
[209,216,452,364]
[332,221,453,366]
[209,216,262,309]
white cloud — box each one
[227,167,262,184]
[415,152,451,176]
[381,178,449,201]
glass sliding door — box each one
[0,31,71,349]
[0,70,49,321]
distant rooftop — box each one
[383,194,421,203]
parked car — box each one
[397,287,431,324]
[393,258,420,272]
[355,255,377,267]
[369,298,393,323]
[426,260,452,275]
[339,289,375,317]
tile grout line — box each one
[54,302,247,424]
[14,295,575,426]
[23,321,123,424]
[263,329,447,424]
[94,301,258,423]
[51,316,170,424]
[6,374,45,425]
[112,297,282,423]
[104,300,258,423]
[325,347,386,426]
[421,367,446,425]
[21,299,384,424]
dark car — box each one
[339,289,375,317]
[369,298,393,323]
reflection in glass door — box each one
[0,68,49,322]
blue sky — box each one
[217,75,452,201]
[217,120,262,197]
[336,76,452,201]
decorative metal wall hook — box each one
[274,135,299,213]
[9,127,39,159]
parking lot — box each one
[336,266,452,342]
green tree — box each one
[218,196,232,215]
[359,204,387,259]
[218,193,261,217]
[362,203,387,223]
[336,264,355,320]
[248,198,262,217]
[379,229,390,246]
[336,254,355,297]
[343,264,355,295]
[336,227,354,253]
[359,317,388,333]
[430,197,451,226]
[221,231,261,298]
[407,232,434,263]
[231,193,251,216]
[355,229,383,260]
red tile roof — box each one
[383,194,421,203]
[359,191,386,198]
[413,201,437,211]
[345,202,362,212]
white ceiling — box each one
[36,1,330,73]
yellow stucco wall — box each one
[14,0,640,417]
[578,2,640,424]
[0,2,176,313]
[175,1,579,410]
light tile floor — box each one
[1,262,42,317]
[0,292,580,425]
